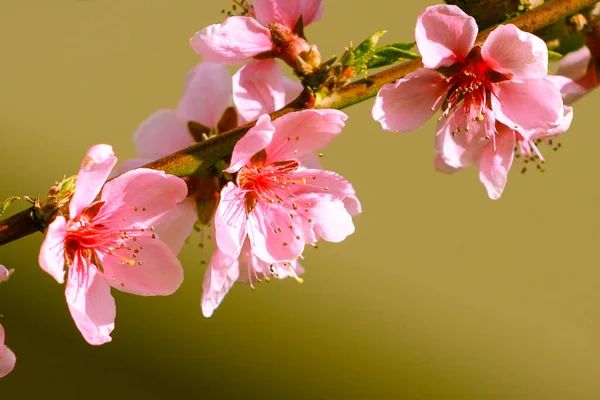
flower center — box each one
[64,201,158,283]
[237,159,304,213]
[438,46,496,136]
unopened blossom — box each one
[548,46,599,104]
[435,106,573,199]
[215,109,360,264]
[190,0,323,71]
[201,240,305,317]
[372,4,566,195]
[0,323,15,378]
[39,145,188,345]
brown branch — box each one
[0,0,596,247]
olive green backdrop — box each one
[1,1,600,398]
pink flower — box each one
[0,323,16,378]
[372,5,565,167]
[190,0,322,69]
[435,106,573,199]
[548,46,599,104]
[38,145,188,345]
[201,240,305,317]
[120,61,302,248]
[215,109,360,264]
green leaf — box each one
[0,196,20,217]
[548,50,563,61]
[353,30,386,60]
[367,45,420,69]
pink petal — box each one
[482,24,548,80]
[372,69,448,132]
[282,74,303,103]
[0,265,14,283]
[99,168,188,228]
[215,183,248,257]
[0,325,15,378]
[99,237,184,296]
[492,79,564,136]
[133,110,194,160]
[0,325,4,357]
[38,216,67,284]
[556,46,592,80]
[434,154,461,174]
[479,125,515,199]
[65,264,115,345]
[435,107,493,168]
[247,201,304,263]
[177,63,232,127]
[233,59,294,122]
[152,197,197,255]
[415,5,478,68]
[546,75,588,105]
[226,114,275,173]
[201,250,239,318]
[190,17,273,64]
[291,169,361,216]
[265,109,347,161]
[70,144,117,219]
[300,194,355,243]
[0,346,15,379]
[253,0,324,28]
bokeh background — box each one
[2,0,600,398]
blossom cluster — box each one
[1,1,594,379]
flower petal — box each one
[266,109,347,161]
[372,69,447,132]
[253,0,324,28]
[479,125,515,200]
[38,216,67,284]
[0,345,15,378]
[70,144,117,219]
[291,169,361,216]
[226,114,275,173]
[233,59,299,122]
[152,197,197,255]
[133,110,194,160]
[300,194,354,243]
[546,75,588,105]
[99,237,184,296]
[0,265,13,283]
[99,168,188,228]
[66,264,115,345]
[556,46,592,80]
[492,79,564,135]
[201,250,239,318]
[177,63,232,127]
[0,325,15,379]
[482,24,548,80]
[215,183,247,257]
[435,106,493,168]
[247,201,304,263]
[415,5,477,68]
[190,17,273,64]
[434,153,461,174]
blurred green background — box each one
[2,0,600,398]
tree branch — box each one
[0,0,596,247]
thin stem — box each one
[0,0,596,247]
